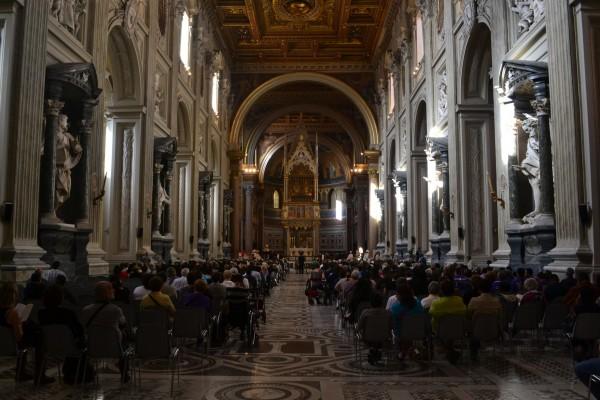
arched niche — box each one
[457,22,499,260]
[414,101,427,149]
[107,26,141,105]
[229,72,379,148]
[176,102,191,148]
[460,23,493,104]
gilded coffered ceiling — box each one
[210,0,397,72]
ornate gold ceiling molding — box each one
[229,72,379,147]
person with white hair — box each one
[172,268,189,291]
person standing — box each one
[298,252,305,275]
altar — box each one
[281,128,320,257]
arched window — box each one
[414,12,424,66]
[273,190,280,209]
[179,11,192,72]
[211,72,220,116]
[335,199,343,221]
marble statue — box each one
[511,0,535,33]
[154,72,164,115]
[55,114,83,208]
[50,0,82,34]
[157,178,171,229]
[513,116,540,223]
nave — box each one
[0,273,587,400]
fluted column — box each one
[441,161,450,234]
[228,150,243,256]
[545,0,593,270]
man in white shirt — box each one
[43,261,67,284]
[172,268,189,291]
[222,269,235,288]
[421,281,441,310]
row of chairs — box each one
[353,310,600,368]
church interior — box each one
[1,0,600,399]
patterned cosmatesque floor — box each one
[0,273,590,399]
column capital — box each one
[45,99,65,116]
[531,97,550,116]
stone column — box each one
[0,0,49,281]
[151,163,163,235]
[244,184,255,252]
[39,90,64,222]
[228,150,243,256]
[375,189,386,248]
[530,80,554,221]
[368,170,379,253]
[355,192,366,249]
[163,159,174,236]
[441,161,450,234]
[401,180,408,240]
[74,99,98,225]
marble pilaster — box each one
[0,0,49,281]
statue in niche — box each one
[438,70,448,120]
[513,116,540,223]
[154,72,164,116]
[55,114,83,208]
[157,178,171,230]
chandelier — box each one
[283,0,316,16]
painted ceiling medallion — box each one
[273,0,323,22]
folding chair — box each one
[39,324,86,385]
[398,314,433,361]
[436,314,467,359]
[0,326,27,384]
[87,325,132,385]
[133,323,180,396]
[173,308,209,352]
[567,313,600,365]
[541,302,570,344]
[511,301,544,345]
[471,313,501,356]
[354,312,393,370]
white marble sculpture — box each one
[514,116,540,223]
[511,0,535,34]
[157,178,171,229]
[55,114,83,208]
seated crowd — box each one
[0,258,284,385]
[307,256,600,385]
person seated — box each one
[572,287,600,362]
[208,271,227,315]
[390,284,424,336]
[518,278,543,305]
[222,269,235,288]
[23,270,46,302]
[543,274,566,303]
[132,274,152,301]
[565,272,600,307]
[429,279,467,364]
[226,274,250,341]
[560,267,577,291]
[82,281,130,382]
[0,282,53,384]
[183,279,212,312]
[421,281,440,310]
[348,278,374,322]
[159,272,177,301]
[467,278,502,361]
[172,268,190,292]
[140,276,176,318]
[357,294,392,365]
[38,285,88,384]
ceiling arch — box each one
[229,72,379,148]
[258,133,353,184]
[245,104,367,164]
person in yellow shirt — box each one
[140,276,176,318]
[429,279,466,329]
[429,279,466,364]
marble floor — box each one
[0,274,590,399]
